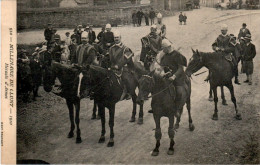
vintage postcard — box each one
[1,0,260,164]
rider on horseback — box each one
[140,24,162,70]
[108,31,135,100]
[208,24,240,84]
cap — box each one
[65,32,70,34]
[81,31,89,39]
[35,47,40,51]
[151,24,157,29]
[161,39,172,48]
[221,24,228,31]
[242,23,247,26]
[106,24,112,29]
[157,13,162,19]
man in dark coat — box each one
[241,34,256,85]
[137,9,144,26]
[51,36,62,62]
[42,46,53,67]
[149,8,156,25]
[88,25,96,45]
[102,24,115,51]
[238,23,251,42]
[71,30,80,45]
[144,9,149,26]
[179,12,184,25]
[68,38,78,64]
[97,26,105,43]
[44,23,54,48]
[132,10,138,27]
[183,13,187,25]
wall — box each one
[17,5,152,30]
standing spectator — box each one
[137,8,144,26]
[97,26,105,43]
[71,29,80,45]
[51,36,62,62]
[149,8,156,25]
[65,32,72,46]
[179,12,184,25]
[88,25,96,44]
[144,9,149,26]
[132,10,138,27]
[68,38,78,64]
[60,41,70,63]
[183,13,187,25]
[44,23,54,48]
[102,24,115,51]
[74,25,83,44]
[241,34,256,85]
[238,23,251,42]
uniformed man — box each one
[102,24,115,51]
[238,23,251,42]
[51,36,62,62]
[156,13,166,38]
[140,24,162,70]
[241,34,256,85]
[74,32,98,67]
[211,24,240,84]
[44,23,54,48]
[109,31,135,100]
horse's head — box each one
[137,72,155,105]
[185,48,204,77]
[42,63,56,92]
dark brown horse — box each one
[136,72,194,156]
[43,62,85,143]
[78,64,145,147]
[185,49,242,120]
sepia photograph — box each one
[1,0,260,164]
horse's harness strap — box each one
[147,83,173,99]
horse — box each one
[43,62,85,143]
[136,71,194,156]
[77,64,145,147]
[185,49,242,120]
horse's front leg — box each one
[221,86,228,105]
[66,99,75,139]
[209,87,213,101]
[98,104,106,143]
[226,83,242,120]
[151,114,161,156]
[107,104,115,147]
[186,98,195,131]
[138,102,144,125]
[129,94,137,123]
[212,86,219,120]
[74,98,82,143]
[167,114,175,155]
[91,99,100,120]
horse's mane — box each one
[198,51,224,60]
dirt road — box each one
[17,7,260,164]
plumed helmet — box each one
[113,31,121,37]
[221,24,228,31]
[105,23,112,29]
[161,39,172,48]
[157,13,163,19]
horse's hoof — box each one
[137,118,143,125]
[189,124,195,131]
[129,117,135,122]
[208,97,214,101]
[107,141,114,147]
[151,150,159,156]
[67,132,74,138]
[96,115,101,120]
[167,148,174,155]
[222,100,228,105]
[91,115,96,120]
[212,114,218,120]
[76,137,82,143]
[174,124,179,129]
[235,113,242,120]
[98,136,105,143]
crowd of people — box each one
[132,7,156,27]
[17,11,256,103]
